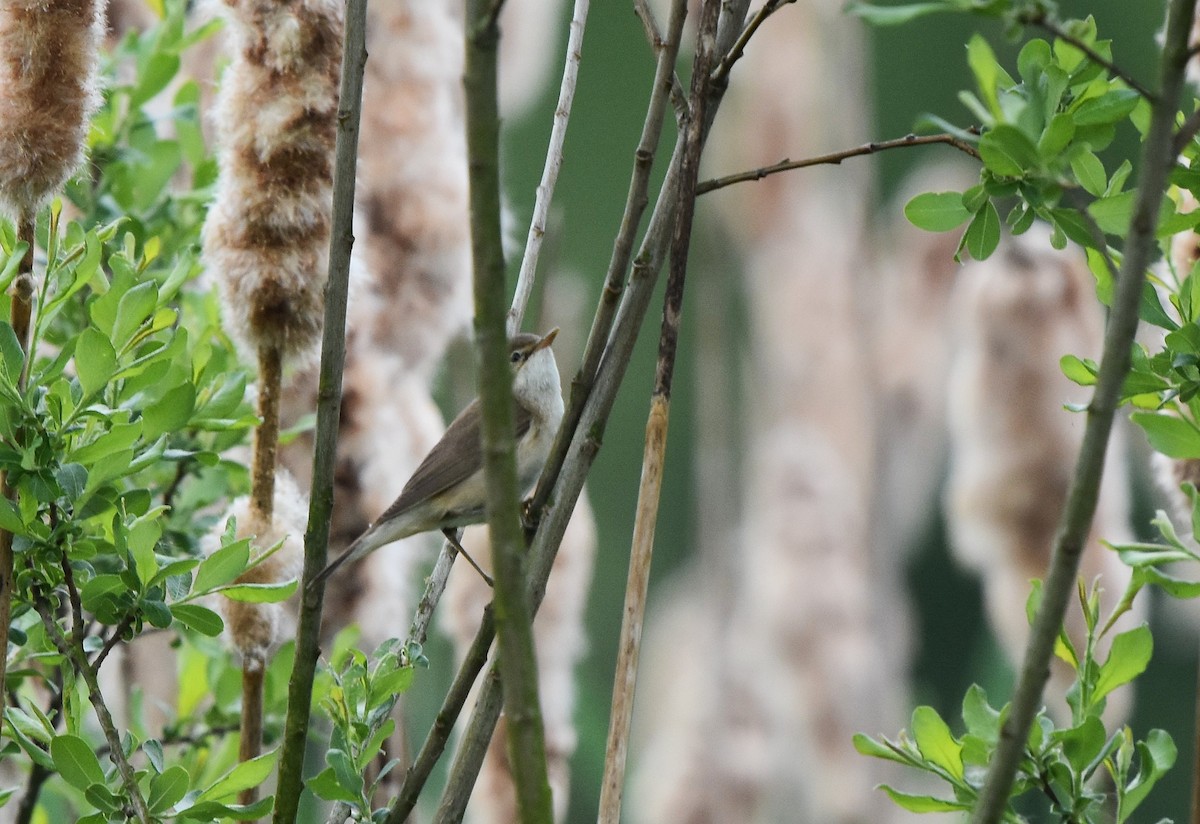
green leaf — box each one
[217,580,298,603]
[50,734,107,790]
[1073,88,1140,126]
[307,767,359,803]
[852,733,913,766]
[964,201,1001,261]
[966,34,1012,118]
[845,1,951,25]
[1071,151,1107,197]
[193,538,251,593]
[978,125,1039,177]
[1060,354,1098,386]
[904,191,972,232]
[131,52,181,107]
[1120,730,1177,822]
[149,765,190,813]
[75,328,118,398]
[1038,112,1075,156]
[1094,625,1153,701]
[142,382,196,441]
[176,798,274,821]
[0,323,23,385]
[112,281,159,350]
[961,684,1000,743]
[1056,716,1106,772]
[880,786,972,813]
[1130,412,1200,459]
[328,748,364,800]
[910,705,963,780]
[171,604,224,636]
[1088,190,1136,236]
[197,749,277,802]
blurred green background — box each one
[424,1,1192,821]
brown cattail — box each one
[202,0,343,358]
[208,470,308,665]
[0,0,103,220]
[945,228,1140,721]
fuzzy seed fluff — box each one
[207,470,308,664]
[202,0,343,358]
[0,0,103,219]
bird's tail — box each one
[307,534,367,591]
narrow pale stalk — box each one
[464,0,553,818]
[970,0,1195,820]
[508,0,590,334]
[597,2,717,816]
[596,399,668,824]
[270,0,368,818]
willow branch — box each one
[429,0,751,816]
[508,0,590,334]
[529,0,689,521]
[1019,11,1157,103]
[597,2,718,819]
[633,0,687,121]
[464,0,554,817]
[970,1,1195,821]
[270,0,368,819]
[710,0,794,85]
[696,132,981,195]
[32,590,149,824]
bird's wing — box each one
[377,399,535,521]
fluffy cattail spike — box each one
[0,0,103,220]
[202,0,343,358]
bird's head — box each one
[509,327,562,412]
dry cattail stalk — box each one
[945,229,1141,721]
[0,0,103,221]
[440,494,597,824]
[202,0,342,361]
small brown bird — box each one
[311,328,563,587]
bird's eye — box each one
[510,351,523,363]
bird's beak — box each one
[533,327,559,352]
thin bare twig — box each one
[633,0,687,121]
[508,0,590,334]
[1019,10,1157,103]
[597,1,719,819]
[696,132,981,195]
[271,0,369,818]
[970,0,1195,821]
[710,0,795,85]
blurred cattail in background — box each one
[630,1,909,820]
[944,230,1141,721]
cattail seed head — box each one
[0,0,103,219]
[202,0,343,358]
[207,470,308,664]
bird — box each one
[310,328,564,588]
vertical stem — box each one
[596,2,718,818]
[239,660,265,806]
[251,343,283,521]
[0,213,36,730]
[271,0,368,818]
[464,0,553,820]
[970,0,1195,820]
[240,342,281,803]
